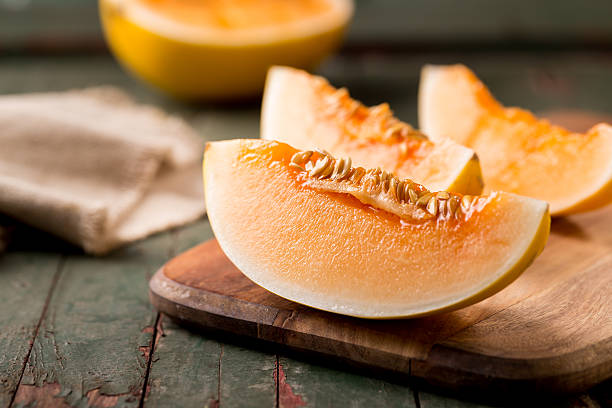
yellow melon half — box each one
[419,64,612,215]
[204,139,550,319]
[261,66,484,194]
[99,0,353,99]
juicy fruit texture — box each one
[135,0,335,30]
[261,66,484,194]
[419,64,612,215]
[99,0,353,100]
[204,139,550,319]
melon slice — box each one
[100,0,353,99]
[204,139,550,319]
[261,66,483,194]
[419,64,612,215]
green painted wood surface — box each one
[0,54,611,407]
[144,221,277,408]
[145,316,222,408]
[277,357,417,408]
[4,0,612,51]
[3,52,612,132]
[0,253,60,407]
[418,392,494,408]
[219,346,276,408]
[13,233,173,407]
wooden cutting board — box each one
[149,205,612,395]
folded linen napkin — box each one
[0,87,205,254]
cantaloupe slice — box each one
[419,64,612,215]
[204,139,550,319]
[261,66,484,194]
[100,0,353,99]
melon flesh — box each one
[107,0,353,43]
[261,66,483,194]
[132,0,338,31]
[204,139,550,319]
[419,64,612,215]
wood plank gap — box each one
[413,390,421,408]
[275,355,280,408]
[217,344,223,407]
[139,228,179,408]
[139,312,161,408]
[7,255,65,408]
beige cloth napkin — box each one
[0,87,206,254]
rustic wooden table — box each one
[0,52,611,407]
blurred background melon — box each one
[99,0,354,100]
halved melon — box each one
[100,0,353,99]
[419,64,612,215]
[204,139,550,319]
[261,66,484,194]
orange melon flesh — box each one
[136,0,334,30]
[261,66,484,195]
[109,0,352,44]
[419,64,612,215]
[204,139,550,319]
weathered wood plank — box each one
[5,0,612,51]
[220,346,276,408]
[348,0,612,47]
[144,221,219,408]
[0,252,61,408]
[144,219,277,408]
[146,319,277,408]
[2,53,612,137]
[143,315,222,408]
[12,232,175,407]
[418,392,494,408]
[277,356,416,407]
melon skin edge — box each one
[202,140,551,319]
